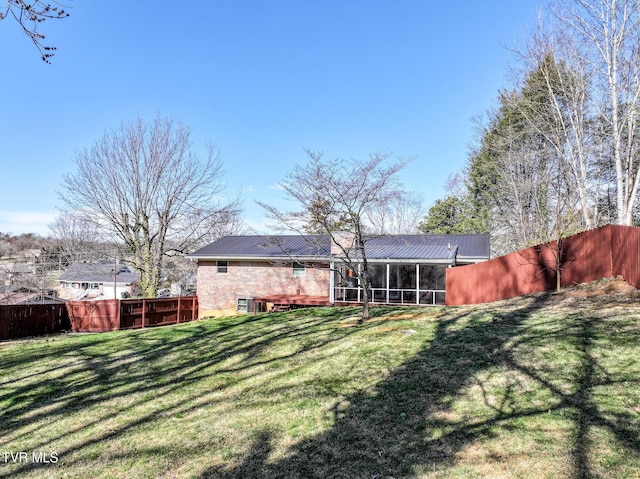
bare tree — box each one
[60,116,243,298]
[550,0,640,225]
[259,150,411,322]
[365,192,424,235]
[0,233,17,260]
[49,211,108,265]
[0,234,61,304]
[515,26,602,229]
[469,95,561,253]
[0,1,69,62]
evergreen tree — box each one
[418,196,485,235]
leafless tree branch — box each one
[0,0,70,62]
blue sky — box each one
[0,1,544,236]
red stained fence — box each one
[446,224,640,306]
[0,304,70,340]
[66,300,120,332]
[611,225,640,290]
[67,296,198,332]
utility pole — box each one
[113,253,117,300]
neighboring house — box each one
[58,263,139,300]
[188,234,490,317]
[0,262,34,287]
[170,274,197,297]
[0,286,64,305]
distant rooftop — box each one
[58,263,139,284]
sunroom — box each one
[327,233,494,306]
[332,262,448,306]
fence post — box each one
[193,296,197,321]
[141,299,146,329]
[177,297,181,324]
[117,299,122,331]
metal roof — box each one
[386,234,491,260]
[365,236,458,260]
[189,234,490,262]
[189,235,330,259]
[58,263,140,284]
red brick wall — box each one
[197,260,331,317]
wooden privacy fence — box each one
[0,304,70,340]
[67,296,199,332]
[446,224,640,306]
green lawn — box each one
[0,287,639,478]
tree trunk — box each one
[360,282,370,323]
[556,237,563,292]
[357,233,371,323]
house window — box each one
[217,261,228,273]
[293,262,305,276]
[237,298,248,313]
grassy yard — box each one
[1,282,639,478]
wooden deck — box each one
[252,294,331,313]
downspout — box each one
[329,259,335,304]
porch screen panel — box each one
[419,265,447,305]
[388,264,416,289]
[419,265,446,290]
[368,264,387,302]
[334,264,359,302]
[335,264,358,287]
[368,264,386,288]
[388,264,416,304]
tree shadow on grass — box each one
[1,298,638,478]
[0,308,379,478]
[503,310,640,479]
[203,295,640,479]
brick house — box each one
[189,234,490,317]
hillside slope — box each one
[0,282,638,478]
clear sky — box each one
[0,0,544,236]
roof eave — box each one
[187,254,489,264]
[187,255,329,263]
[456,256,490,264]
[335,257,455,264]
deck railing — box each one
[333,287,446,305]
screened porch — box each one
[332,262,447,306]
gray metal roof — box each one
[58,263,139,284]
[189,235,330,259]
[189,234,490,262]
[389,234,491,260]
[365,235,458,260]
